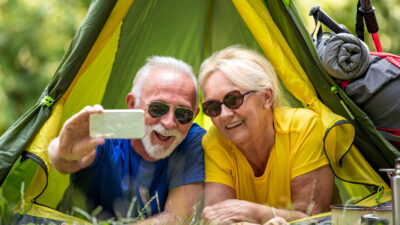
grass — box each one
[0,185,204,225]
[0,188,15,225]
[73,194,204,225]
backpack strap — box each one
[356,1,365,41]
[310,8,323,44]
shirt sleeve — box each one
[83,139,107,168]
[203,126,236,189]
[168,124,206,191]
[290,110,329,179]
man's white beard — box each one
[141,123,187,160]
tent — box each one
[0,0,398,223]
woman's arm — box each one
[203,182,291,224]
[291,165,334,215]
[204,182,236,207]
[202,179,326,224]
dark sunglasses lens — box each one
[148,102,169,118]
[203,101,221,117]
[224,91,244,109]
[175,108,194,124]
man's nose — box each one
[160,109,178,129]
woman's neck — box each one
[237,114,275,177]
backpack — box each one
[341,52,400,149]
[310,5,400,150]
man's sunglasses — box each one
[146,101,194,124]
[202,90,256,117]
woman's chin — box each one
[224,132,250,146]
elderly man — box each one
[48,56,205,223]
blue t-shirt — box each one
[66,123,205,219]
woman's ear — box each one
[263,88,274,109]
[126,93,136,109]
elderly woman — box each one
[199,46,334,224]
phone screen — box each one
[89,109,145,139]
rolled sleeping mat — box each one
[316,33,370,80]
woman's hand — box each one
[263,217,288,225]
[203,199,267,225]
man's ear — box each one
[263,88,274,109]
[126,93,136,109]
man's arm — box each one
[48,105,105,174]
[48,137,98,173]
[134,182,204,225]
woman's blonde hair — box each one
[199,45,282,109]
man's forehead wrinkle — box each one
[140,68,196,107]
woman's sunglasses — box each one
[202,90,256,117]
[146,101,194,124]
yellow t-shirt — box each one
[202,107,329,209]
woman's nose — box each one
[219,104,235,118]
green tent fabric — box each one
[0,0,397,223]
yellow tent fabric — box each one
[16,203,92,225]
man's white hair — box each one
[131,56,199,107]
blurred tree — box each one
[294,0,400,54]
[0,0,90,134]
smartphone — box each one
[89,109,145,139]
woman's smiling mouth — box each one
[226,120,243,129]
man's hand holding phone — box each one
[49,105,145,173]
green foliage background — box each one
[0,0,400,135]
[0,0,90,135]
